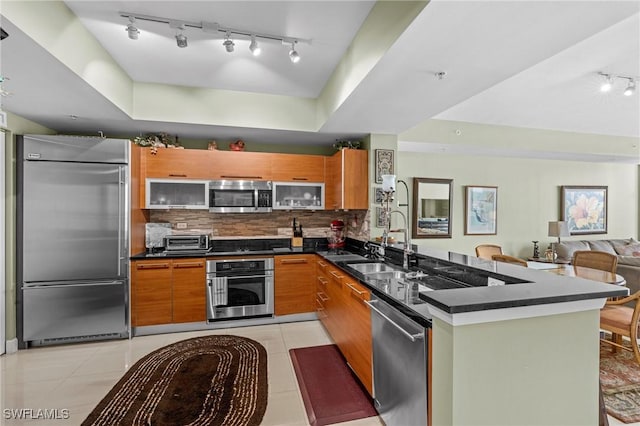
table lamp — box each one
[548,221,570,262]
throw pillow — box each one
[613,242,640,256]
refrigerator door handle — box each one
[118,166,123,277]
[23,280,124,289]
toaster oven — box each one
[164,234,209,251]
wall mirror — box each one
[412,177,453,239]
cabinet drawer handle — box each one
[292,177,308,181]
[280,259,308,264]
[347,283,365,297]
[168,174,187,177]
[317,277,328,286]
[137,263,170,269]
[329,271,343,280]
[220,175,263,179]
[317,261,328,268]
[317,293,329,302]
[173,262,204,268]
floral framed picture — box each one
[375,149,394,184]
[561,186,607,235]
[464,186,497,235]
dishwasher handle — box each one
[365,299,424,342]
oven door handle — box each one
[215,274,270,280]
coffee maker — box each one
[327,220,345,250]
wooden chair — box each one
[475,244,503,260]
[572,250,618,273]
[491,254,528,267]
[600,290,640,366]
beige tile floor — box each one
[0,320,383,426]
[0,320,631,426]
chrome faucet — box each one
[383,209,413,269]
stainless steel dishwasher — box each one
[366,294,428,426]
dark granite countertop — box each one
[131,237,627,327]
[320,243,628,327]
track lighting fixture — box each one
[599,73,613,92]
[175,29,188,48]
[249,35,261,56]
[624,79,636,97]
[223,32,235,53]
[120,12,308,62]
[126,17,139,40]
[597,72,638,97]
[288,41,300,63]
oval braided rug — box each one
[82,335,267,426]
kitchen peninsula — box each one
[132,237,626,426]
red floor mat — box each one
[289,344,378,426]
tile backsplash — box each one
[150,209,370,241]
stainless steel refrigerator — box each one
[17,134,129,347]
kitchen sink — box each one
[348,262,402,274]
[364,270,408,280]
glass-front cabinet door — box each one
[145,179,209,209]
[272,182,324,210]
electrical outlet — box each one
[176,222,187,229]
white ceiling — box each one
[1,1,639,149]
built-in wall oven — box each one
[209,180,272,213]
[206,258,274,321]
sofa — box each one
[555,238,640,295]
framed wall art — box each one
[374,187,384,204]
[375,207,387,228]
[464,186,497,235]
[375,149,394,184]
[561,185,607,235]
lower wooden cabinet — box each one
[132,258,206,326]
[172,259,207,323]
[132,260,173,326]
[316,256,373,395]
[274,254,316,315]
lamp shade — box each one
[548,221,569,238]
[382,175,396,192]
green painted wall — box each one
[396,150,637,258]
[432,309,600,425]
[364,121,640,256]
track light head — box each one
[249,35,261,56]
[599,73,613,92]
[288,42,300,63]
[624,79,636,96]
[175,33,188,48]
[126,17,139,40]
[223,32,235,53]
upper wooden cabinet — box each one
[141,148,272,180]
[210,150,272,180]
[142,148,214,179]
[271,154,325,182]
[136,148,369,211]
[325,149,368,210]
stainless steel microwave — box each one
[209,180,272,213]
